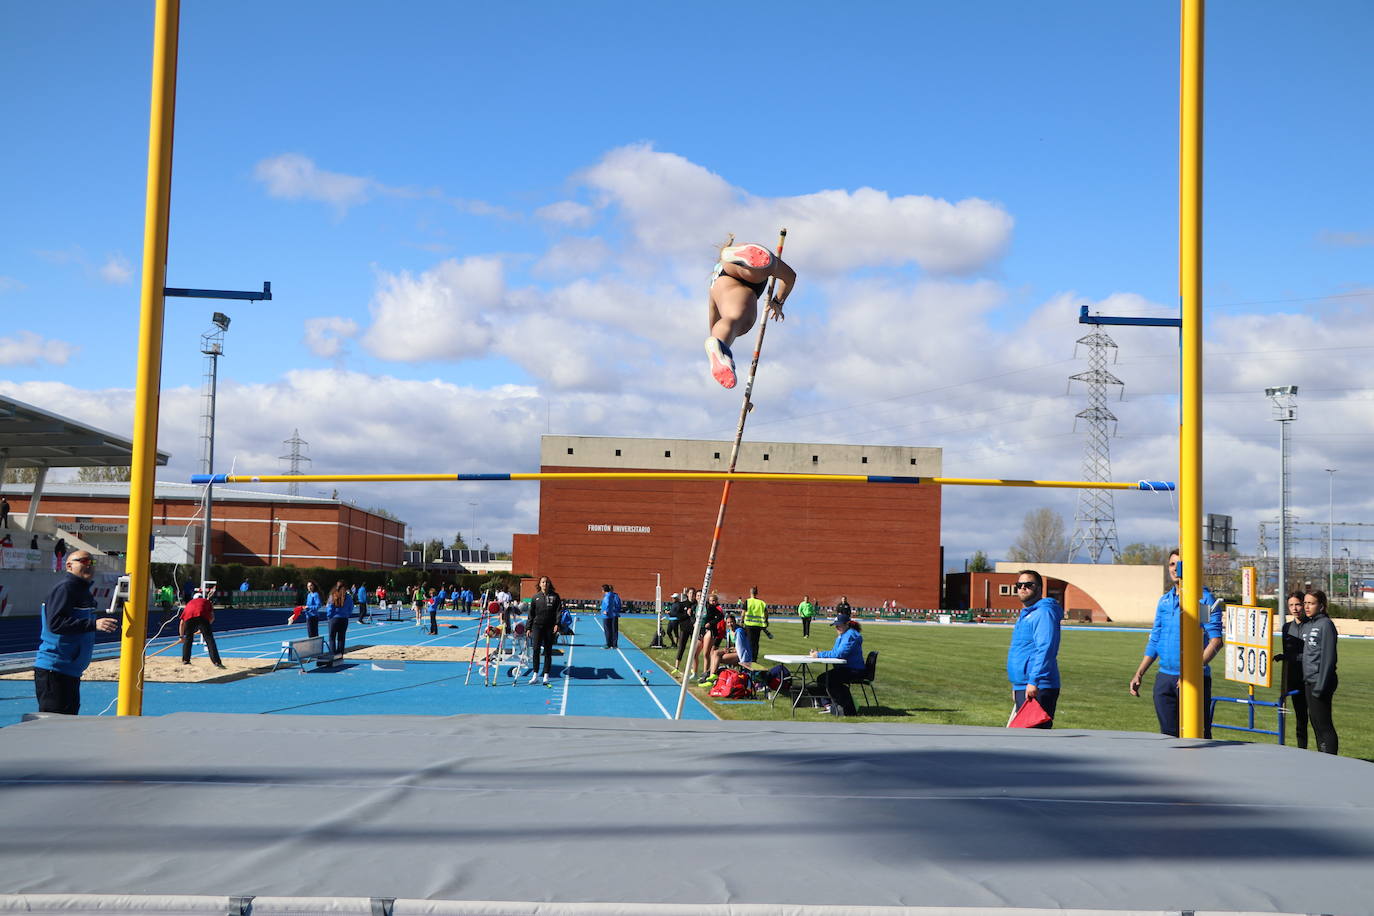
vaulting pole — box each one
[1178,0,1206,739]
[118,0,181,716]
[674,229,787,719]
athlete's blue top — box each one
[600,591,622,619]
[1145,586,1223,676]
[1006,596,1062,689]
[817,627,865,670]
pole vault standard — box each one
[673,230,789,717]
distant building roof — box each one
[2,480,341,505]
[0,394,170,470]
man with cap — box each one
[809,611,865,716]
[34,550,119,714]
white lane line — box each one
[557,633,575,716]
[594,617,671,720]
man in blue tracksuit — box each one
[303,581,324,638]
[354,584,369,624]
[1005,569,1063,727]
[34,550,119,714]
[600,583,622,649]
[1129,550,1224,737]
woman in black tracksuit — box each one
[1299,590,1339,754]
[1277,590,1309,748]
[526,576,561,686]
[672,588,697,670]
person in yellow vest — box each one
[743,586,769,660]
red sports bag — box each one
[709,669,752,699]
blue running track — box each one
[0,612,713,726]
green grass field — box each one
[621,617,1374,761]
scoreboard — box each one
[1223,604,1273,687]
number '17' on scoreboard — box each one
[1224,604,1273,688]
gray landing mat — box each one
[0,713,1370,915]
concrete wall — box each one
[995,561,1167,625]
[541,435,942,477]
[1332,617,1374,638]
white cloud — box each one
[535,200,597,227]
[575,143,1013,275]
[99,254,133,285]
[0,331,79,367]
[302,316,360,359]
[253,153,513,220]
[361,256,509,361]
[253,153,374,211]
[533,237,613,276]
[0,276,23,293]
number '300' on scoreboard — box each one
[1224,604,1273,688]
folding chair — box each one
[854,650,879,708]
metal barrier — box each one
[1209,690,1300,745]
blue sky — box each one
[2,1,1372,569]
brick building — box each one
[944,570,1108,622]
[512,435,943,607]
[1,482,405,570]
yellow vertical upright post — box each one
[1177,0,1205,738]
[117,0,182,716]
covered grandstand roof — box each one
[0,394,169,470]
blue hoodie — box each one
[817,626,865,670]
[304,590,323,619]
[36,573,101,677]
[732,625,755,665]
[1144,586,1221,677]
[1006,596,1063,689]
[600,590,622,619]
[327,591,353,619]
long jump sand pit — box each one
[1,643,492,684]
[0,657,274,684]
[346,644,484,662]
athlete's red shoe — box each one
[704,337,737,389]
[720,243,774,270]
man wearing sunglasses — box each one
[1005,569,1062,727]
[34,551,119,715]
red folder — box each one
[1008,697,1052,728]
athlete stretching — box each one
[705,241,795,388]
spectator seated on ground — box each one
[700,615,754,686]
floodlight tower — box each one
[1266,386,1298,597]
[278,429,312,497]
[1325,467,1337,598]
[199,312,230,591]
[1068,329,1125,562]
